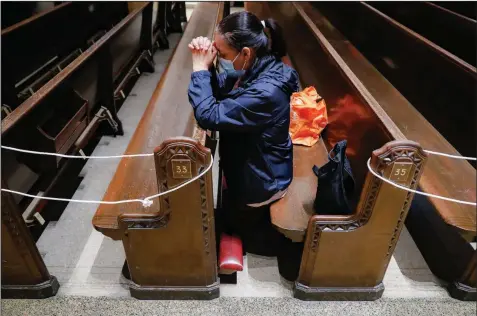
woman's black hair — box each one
[217,11,287,58]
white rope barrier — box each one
[1,157,214,208]
[366,159,476,206]
[2,145,476,161]
[423,149,476,161]
[0,146,154,159]
[0,145,475,206]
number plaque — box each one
[389,162,413,186]
[171,159,192,179]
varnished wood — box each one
[295,2,476,236]
[249,1,475,300]
[312,2,476,159]
[407,194,477,301]
[118,137,218,299]
[93,2,225,300]
[1,2,129,109]
[1,3,148,135]
[430,2,477,21]
[296,141,427,300]
[368,2,476,65]
[93,2,224,237]
[1,180,59,298]
[270,140,328,242]
[260,0,476,236]
[1,2,70,35]
[1,3,173,299]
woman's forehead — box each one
[214,32,237,54]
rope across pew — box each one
[1,145,475,206]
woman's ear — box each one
[242,47,251,60]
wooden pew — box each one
[430,2,477,20]
[246,2,475,301]
[2,2,159,170]
[92,2,226,300]
[302,3,476,301]
[311,2,476,160]
[367,2,476,66]
[1,2,172,298]
[1,2,130,109]
[1,179,59,299]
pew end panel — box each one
[1,180,59,299]
[295,141,427,301]
[111,137,218,300]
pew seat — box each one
[270,140,328,242]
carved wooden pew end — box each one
[270,139,428,300]
[1,180,60,299]
[291,140,427,301]
[109,137,219,300]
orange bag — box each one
[289,86,328,146]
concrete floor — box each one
[2,5,476,316]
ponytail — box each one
[263,19,287,58]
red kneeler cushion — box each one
[219,233,243,274]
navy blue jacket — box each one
[188,55,299,205]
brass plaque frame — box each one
[171,159,192,179]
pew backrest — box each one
[1,3,151,136]
[1,2,129,108]
[255,2,475,239]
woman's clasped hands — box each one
[188,36,217,72]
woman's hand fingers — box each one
[196,37,202,50]
[192,38,200,50]
[204,38,212,51]
[190,37,213,51]
[190,37,217,72]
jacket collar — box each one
[224,55,277,97]
[240,55,277,87]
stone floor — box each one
[2,297,475,316]
[2,5,476,316]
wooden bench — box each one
[312,2,476,160]
[367,2,476,65]
[1,2,172,299]
[247,2,475,301]
[1,2,130,110]
[430,2,476,20]
[92,2,227,300]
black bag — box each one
[312,140,356,215]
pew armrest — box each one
[270,141,329,242]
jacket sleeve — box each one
[188,70,277,132]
